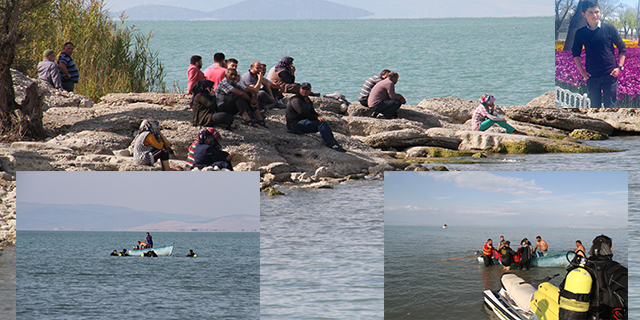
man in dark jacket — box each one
[286,82,346,152]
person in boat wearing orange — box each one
[500,241,516,271]
[482,239,494,267]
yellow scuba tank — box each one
[531,282,560,320]
[559,267,592,320]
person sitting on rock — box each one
[216,68,267,128]
[186,55,206,95]
[471,94,522,134]
[240,61,282,113]
[37,49,62,89]
[285,82,346,152]
[132,119,173,171]
[191,79,236,130]
[270,56,300,94]
[368,72,406,119]
[204,52,227,90]
[184,128,234,171]
[358,69,390,107]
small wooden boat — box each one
[129,244,174,256]
[477,250,575,267]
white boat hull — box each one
[128,244,174,256]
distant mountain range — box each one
[114,0,373,21]
[18,202,259,232]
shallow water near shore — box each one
[0,246,16,319]
[16,231,259,319]
[130,17,553,106]
[260,180,384,319]
[385,226,628,319]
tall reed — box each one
[14,0,165,101]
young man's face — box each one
[581,6,600,26]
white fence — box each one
[555,86,592,108]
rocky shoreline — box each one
[3,69,640,245]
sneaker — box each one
[371,112,379,118]
[328,143,347,152]
[376,113,386,119]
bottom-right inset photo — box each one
[384,171,628,320]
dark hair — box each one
[192,80,215,96]
[225,68,238,76]
[190,55,202,65]
[388,72,399,79]
[214,52,225,63]
[63,42,74,48]
[380,69,391,77]
[581,1,599,13]
[487,239,492,242]
[227,58,238,65]
[576,240,582,244]
[536,236,541,239]
[505,241,510,245]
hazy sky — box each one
[104,0,556,19]
[17,171,259,218]
[384,171,628,228]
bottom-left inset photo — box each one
[16,171,260,319]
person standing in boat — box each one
[500,241,516,271]
[145,232,153,248]
[534,236,548,256]
[497,236,506,250]
[482,239,494,267]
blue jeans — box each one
[587,74,618,108]
[289,119,338,146]
[478,119,515,133]
[371,99,402,117]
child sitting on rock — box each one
[471,94,523,135]
[132,119,174,171]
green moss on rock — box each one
[569,129,608,141]
[492,141,617,154]
[471,153,486,158]
[428,148,472,157]
[430,165,449,171]
[265,187,285,196]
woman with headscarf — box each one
[270,56,300,93]
[471,94,522,134]
[191,80,237,130]
[132,119,173,171]
[184,128,233,171]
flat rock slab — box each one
[360,128,461,149]
[504,106,614,135]
[583,108,640,133]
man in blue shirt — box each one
[58,42,80,92]
[571,1,626,108]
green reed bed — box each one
[14,0,164,101]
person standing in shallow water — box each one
[482,239,494,267]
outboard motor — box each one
[559,267,592,320]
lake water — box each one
[0,247,16,320]
[384,225,628,319]
[131,17,553,106]
[16,231,259,319]
[260,179,384,319]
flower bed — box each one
[555,47,640,107]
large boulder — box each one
[417,97,481,124]
[359,128,461,150]
[503,106,614,135]
[11,69,93,110]
[582,108,640,133]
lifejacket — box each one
[483,243,493,256]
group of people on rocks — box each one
[482,235,550,271]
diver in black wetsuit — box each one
[517,239,533,270]
[187,250,197,257]
[110,250,118,256]
[119,249,129,256]
[500,241,516,270]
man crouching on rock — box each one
[471,94,523,135]
[285,82,346,152]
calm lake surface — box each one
[384,225,628,319]
[0,246,16,320]
[16,231,259,319]
[260,180,384,319]
[131,17,553,106]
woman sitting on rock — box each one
[191,80,237,130]
[270,56,300,94]
[184,128,233,171]
[471,94,522,134]
[132,119,173,171]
